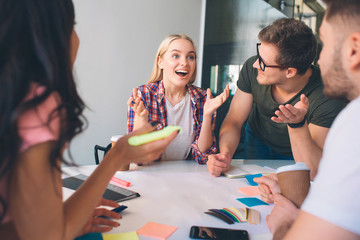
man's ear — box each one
[157,55,163,69]
[347,32,360,70]
[286,67,298,78]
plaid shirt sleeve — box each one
[190,91,217,164]
[127,105,135,133]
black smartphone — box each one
[111,205,127,213]
[189,226,249,240]
[99,205,127,219]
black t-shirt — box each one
[237,56,345,156]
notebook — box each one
[223,164,275,179]
[62,174,140,202]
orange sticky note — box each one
[137,222,177,240]
[238,186,260,196]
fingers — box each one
[219,85,230,102]
[130,130,178,163]
[99,198,119,208]
[258,183,272,201]
[127,122,156,137]
[207,88,212,100]
[255,177,274,203]
[300,94,309,108]
[127,97,134,107]
[132,88,138,99]
[278,105,295,120]
[86,225,113,233]
[94,208,121,220]
[207,154,230,177]
[272,102,306,124]
[271,115,284,124]
[224,85,230,99]
[253,175,276,187]
[89,215,120,233]
[253,175,280,195]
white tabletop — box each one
[62,159,294,240]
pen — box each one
[111,176,131,187]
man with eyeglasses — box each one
[254,1,360,239]
[207,18,345,179]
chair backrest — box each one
[94,143,112,165]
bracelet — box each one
[288,118,306,128]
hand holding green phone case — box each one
[128,126,181,146]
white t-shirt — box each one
[162,93,195,161]
[302,96,360,235]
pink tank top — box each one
[0,84,60,223]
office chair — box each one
[94,143,112,165]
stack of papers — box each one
[224,164,275,178]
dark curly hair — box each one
[258,18,317,75]
[0,0,86,222]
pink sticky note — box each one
[137,222,177,240]
[238,186,260,196]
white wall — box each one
[70,0,204,165]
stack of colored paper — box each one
[204,207,260,225]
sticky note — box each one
[103,232,139,240]
[245,174,262,186]
[238,186,260,196]
[74,233,103,240]
[237,197,269,207]
[137,222,177,240]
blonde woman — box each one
[127,34,229,163]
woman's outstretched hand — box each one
[204,85,230,117]
[127,88,149,120]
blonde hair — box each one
[148,34,197,84]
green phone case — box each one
[128,126,182,146]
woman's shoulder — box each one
[137,81,162,93]
[188,84,207,99]
[18,84,61,151]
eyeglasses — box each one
[256,43,288,71]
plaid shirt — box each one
[127,80,217,164]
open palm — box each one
[271,94,309,124]
[204,85,230,117]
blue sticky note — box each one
[245,174,262,186]
[75,233,103,240]
[237,197,269,207]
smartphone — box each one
[111,205,127,213]
[99,205,127,219]
[189,226,249,240]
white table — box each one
[62,159,294,240]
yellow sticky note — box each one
[103,232,139,240]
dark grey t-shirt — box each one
[237,56,345,156]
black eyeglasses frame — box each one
[256,43,288,71]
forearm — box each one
[133,115,148,131]
[10,143,69,240]
[288,124,322,179]
[197,115,213,152]
[9,142,120,240]
[218,120,242,157]
[63,151,121,238]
